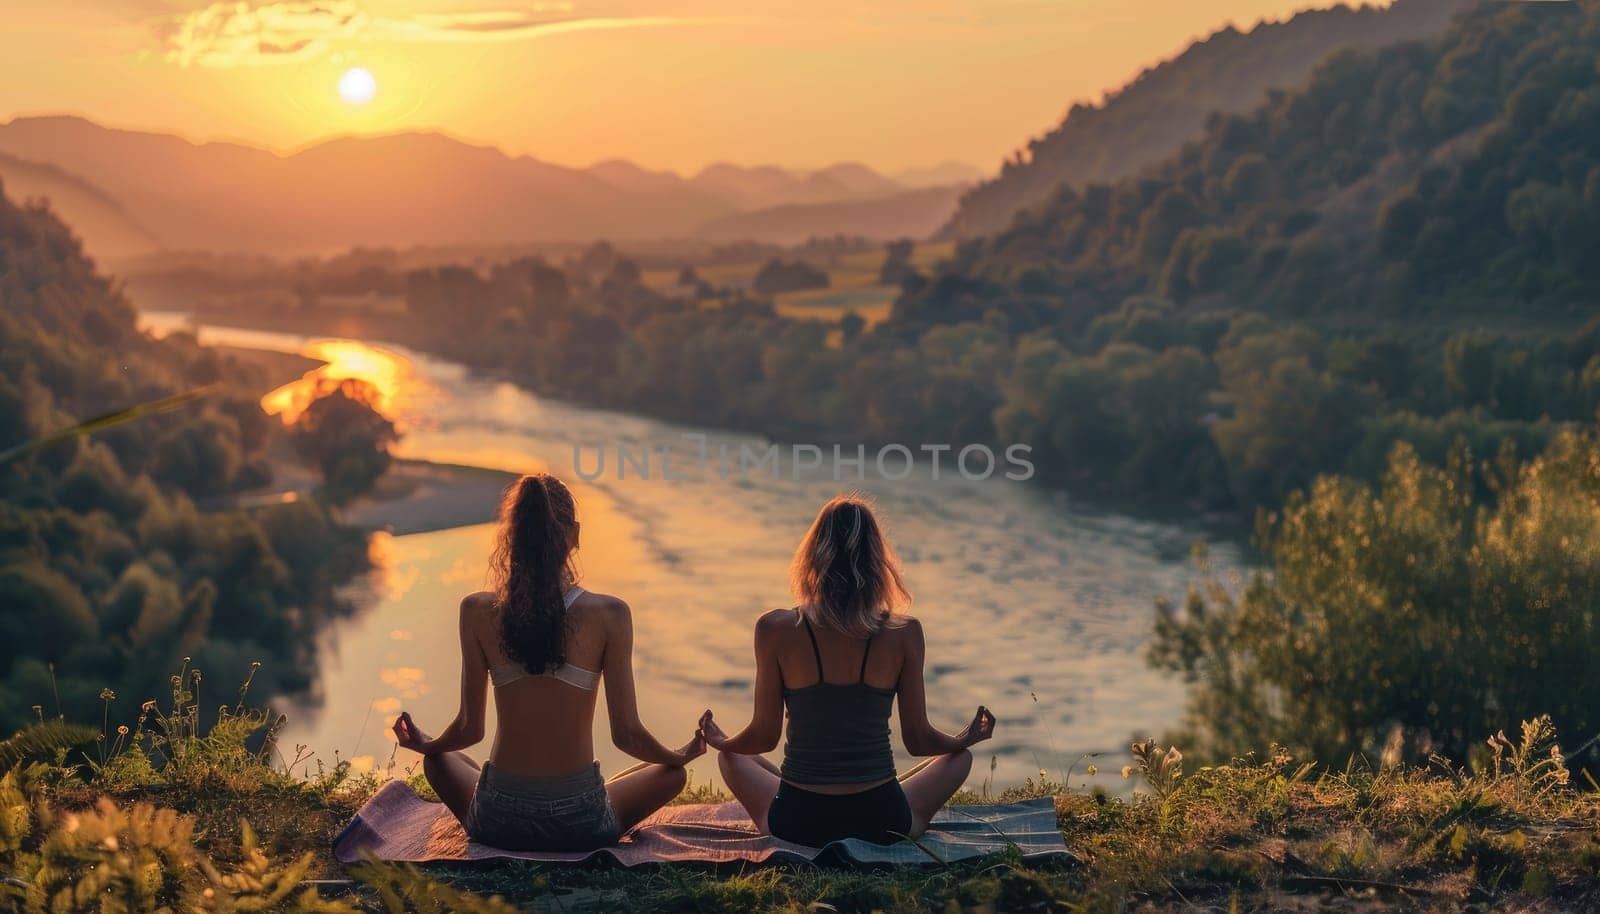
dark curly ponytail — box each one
[491,473,579,673]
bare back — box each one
[766,607,909,693]
[463,589,615,776]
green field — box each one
[652,240,956,328]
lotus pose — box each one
[392,473,702,851]
[700,494,996,846]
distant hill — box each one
[685,161,910,209]
[0,151,161,261]
[0,117,956,252]
[892,161,985,189]
[942,0,1479,238]
[0,118,722,251]
[695,185,967,245]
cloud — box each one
[161,0,732,67]
[161,0,367,66]
[163,1,367,67]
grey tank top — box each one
[779,615,897,785]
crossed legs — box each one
[422,747,973,839]
[421,752,687,834]
[716,750,783,833]
[897,748,973,834]
[602,760,691,831]
[421,750,480,824]
[715,748,973,837]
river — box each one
[143,312,1244,792]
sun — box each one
[338,67,377,106]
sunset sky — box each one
[4,0,1355,173]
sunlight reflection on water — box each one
[140,311,1246,790]
[260,339,419,422]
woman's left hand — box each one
[958,706,996,748]
[392,711,431,753]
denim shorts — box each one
[466,761,621,851]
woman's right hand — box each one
[697,709,730,751]
[958,705,997,748]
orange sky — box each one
[1,0,1362,173]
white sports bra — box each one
[488,586,601,691]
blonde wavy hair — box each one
[790,494,910,637]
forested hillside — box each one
[0,182,366,730]
[943,0,1476,238]
[893,0,1600,507]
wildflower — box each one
[117,725,129,736]
[1086,765,1098,776]
[1121,766,1134,779]
[142,700,157,713]
[99,688,116,701]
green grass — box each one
[6,665,1599,912]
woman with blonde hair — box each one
[700,494,995,846]
[392,473,702,850]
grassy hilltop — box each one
[3,674,1599,914]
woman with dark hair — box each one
[392,473,702,851]
[700,494,995,847]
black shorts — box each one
[767,779,913,847]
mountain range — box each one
[0,0,1480,261]
[0,116,982,259]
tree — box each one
[838,311,866,343]
[1442,331,1496,410]
[1210,329,1370,508]
[290,379,398,500]
[1152,434,1600,767]
[147,413,244,497]
[752,260,829,295]
[878,239,916,285]
[0,563,97,674]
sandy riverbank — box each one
[216,344,323,389]
[342,458,517,535]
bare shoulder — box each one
[460,590,497,619]
[753,608,797,654]
[884,614,923,646]
[756,607,799,637]
[575,589,631,629]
